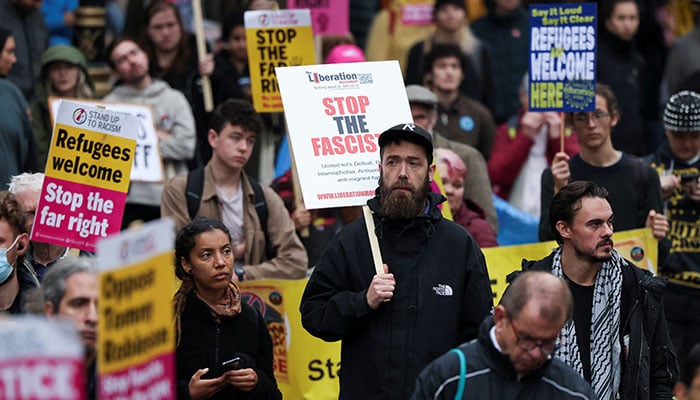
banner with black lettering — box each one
[96,219,176,400]
[49,98,165,183]
[33,100,137,252]
[276,61,413,209]
[245,9,316,113]
[529,3,597,111]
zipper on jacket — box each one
[620,283,641,394]
[214,323,221,374]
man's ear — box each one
[555,221,571,239]
[44,301,55,317]
[610,112,619,128]
[16,233,29,256]
[493,305,508,327]
[207,128,219,148]
[428,163,436,182]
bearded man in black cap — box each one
[300,123,494,400]
[644,90,700,365]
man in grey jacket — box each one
[105,37,195,228]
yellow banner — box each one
[232,228,658,399]
[245,10,316,113]
[482,227,656,303]
[98,252,175,373]
[47,123,134,193]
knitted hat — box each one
[325,44,366,64]
[663,91,700,132]
[379,123,434,164]
[434,0,466,12]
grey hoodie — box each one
[105,78,195,206]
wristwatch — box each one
[234,262,245,282]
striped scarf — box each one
[551,247,623,400]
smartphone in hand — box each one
[221,357,242,372]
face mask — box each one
[0,236,21,284]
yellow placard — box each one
[98,252,175,373]
[47,123,135,193]
[245,10,316,113]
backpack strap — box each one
[185,168,273,260]
[185,166,206,220]
[448,348,466,400]
[246,175,273,261]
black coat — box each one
[411,316,596,399]
[176,291,282,400]
[300,191,494,399]
[521,252,679,400]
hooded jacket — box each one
[31,45,95,171]
[411,316,596,399]
[105,79,195,206]
[521,252,679,400]
[300,191,494,399]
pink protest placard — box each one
[288,0,349,35]
[32,177,127,253]
[99,354,175,399]
[0,317,86,400]
[32,101,138,252]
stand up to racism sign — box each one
[529,3,597,112]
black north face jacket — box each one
[300,191,494,399]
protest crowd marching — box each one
[1,0,700,399]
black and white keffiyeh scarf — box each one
[551,247,623,400]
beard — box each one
[379,174,430,219]
[573,238,614,263]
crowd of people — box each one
[0,0,699,399]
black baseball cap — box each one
[378,123,434,163]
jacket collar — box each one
[478,315,553,381]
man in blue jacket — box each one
[300,123,494,399]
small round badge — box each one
[460,116,475,132]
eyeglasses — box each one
[508,316,560,355]
[572,112,610,124]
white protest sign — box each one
[277,61,413,209]
[50,98,164,183]
[0,317,86,399]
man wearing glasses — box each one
[524,181,678,400]
[411,270,595,399]
[538,83,668,242]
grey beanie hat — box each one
[664,90,700,132]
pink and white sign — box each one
[0,317,86,400]
[288,0,349,35]
[33,101,138,252]
[276,61,413,209]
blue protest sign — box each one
[529,3,597,112]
